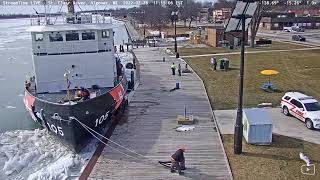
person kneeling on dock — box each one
[171,146,186,175]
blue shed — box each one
[242,108,272,145]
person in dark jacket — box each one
[80,87,90,101]
[170,147,186,175]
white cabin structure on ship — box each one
[27,13,118,94]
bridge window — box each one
[102,30,110,38]
[66,32,79,41]
[49,32,63,42]
[82,32,95,40]
[35,33,43,41]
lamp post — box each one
[171,11,179,58]
[233,14,247,154]
[224,0,258,155]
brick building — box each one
[260,12,320,30]
[205,26,248,47]
[212,8,232,21]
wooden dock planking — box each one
[89,47,232,179]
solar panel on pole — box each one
[224,0,258,155]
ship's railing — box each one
[30,12,112,26]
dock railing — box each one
[30,12,113,26]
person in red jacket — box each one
[170,146,186,175]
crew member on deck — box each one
[74,86,82,100]
[170,146,186,175]
[80,87,90,101]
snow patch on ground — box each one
[0,129,87,180]
[117,51,134,64]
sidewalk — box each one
[214,108,320,144]
[124,20,143,41]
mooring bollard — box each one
[163,57,165,62]
[175,82,180,89]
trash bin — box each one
[224,60,230,70]
[175,82,180,89]
[220,59,225,70]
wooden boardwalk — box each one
[89,47,232,180]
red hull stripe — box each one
[23,91,35,111]
[110,84,125,110]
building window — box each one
[298,23,303,26]
[307,23,312,26]
[66,32,79,41]
[303,23,307,26]
[35,33,43,41]
[102,30,110,38]
[49,32,63,42]
[82,32,95,40]
[274,23,279,27]
[316,23,320,26]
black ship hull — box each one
[23,79,128,152]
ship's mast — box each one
[66,0,75,23]
[67,0,75,15]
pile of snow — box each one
[148,30,161,36]
[117,52,134,64]
[0,129,86,180]
[176,126,195,132]
[165,37,189,42]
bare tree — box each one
[143,3,169,37]
[179,0,202,28]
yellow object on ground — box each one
[260,69,279,75]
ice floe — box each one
[0,129,86,180]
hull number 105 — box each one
[95,111,110,127]
[46,122,64,136]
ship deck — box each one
[29,86,112,104]
[87,47,233,179]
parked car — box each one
[292,26,305,32]
[281,92,320,129]
[292,35,306,41]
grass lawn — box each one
[184,49,320,109]
[177,41,309,57]
[223,134,320,180]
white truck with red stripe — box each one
[281,92,320,130]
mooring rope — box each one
[77,119,141,161]
[71,117,162,166]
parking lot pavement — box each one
[214,108,320,144]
